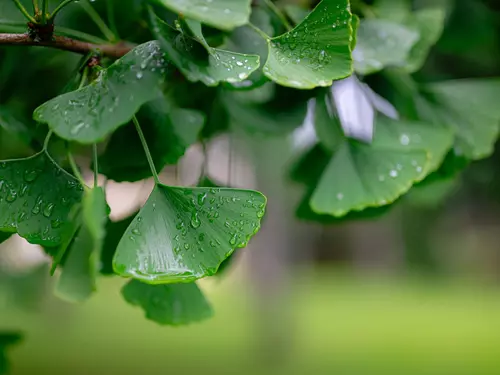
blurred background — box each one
[2,0,500,374]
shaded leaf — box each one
[0,151,82,246]
[353,19,419,75]
[100,214,136,275]
[100,99,205,182]
[425,79,500,159]
[152,0,251,31]
[0,232,12,245]
[150,13,260,86]
[263,0,354,89]
[0,332,22,375]
[56,188,107,302]
[113,185,266,284]
[284,5,309,25]
[122,280,213,325]
[33,41,170,143]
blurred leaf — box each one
[0,151,82,246]
[0,232,12,245]
[33,41,170,143]
[313,95,343,152]
[373,0,412,23]
[289,144,331,185]
[353,19,419,75]
[426,78,500,159]
[151,0,251,31]
[0,107,32,144]
[113,185,266,284]
[284,5,309,25]
[405,7,447,73]
[100,214,136,275]
[263,0,354,89]
[100,99,204,182]
[0,332,22,375]
[406,175,459,207]
[150,13,260,86]
[56,188,107,302]
[122,280,213,325]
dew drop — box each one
[190,211,201,229]
[43,203,55,218]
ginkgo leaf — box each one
[100,99,205,182]
[33,41,170,143]
[0,332,22,375]
[100,214,136,275]
[122,280,213,325]
[56,187,107,302]
[263,0,354,89]
[0,151,83,246]
[150,12,260,86]
[404,8,446,73]
[353,18,419,75]
[151,0,251,31]
[0,232,12,245]
[113,185,266,284]
[425,78,500,159]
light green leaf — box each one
[33,41,170,143]
[150,13,260,86]
[284,4,309,25]
[122,280,213,325]
[0,332,22,375]
[373,0,412,23]
[353,19,419,75]
[313,95,343,152]
[152,0,251,31]
[56,188,107,302]
[0,151,83,246]
[426,79,500,159]
[263,0,354,89]
[113,185,266,284]
[405,8,446,73]
[100,98,205,182]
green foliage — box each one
[1,0,500,370]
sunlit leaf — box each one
[100,98,205,182]
[0,151,82,246]
[263,0,354,89]
[353,19,419,75]
[150,13,260,86]
[56,188,107,302]
[113,185,266,284]
[33,41,170,143]
[151,0,251,31]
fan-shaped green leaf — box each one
[113,185,266,284]
[0,332,22,375]
[263,0,354,89]
[151,0,251,31]
[33,41,170,143]
[0,152,82,246]
[353,19,419,75]
[122,280,213,325]
[100,99,205,182]
[150,13,260,86]
[426,79,500,159]
[56,187,107,302]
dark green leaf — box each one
[122,280,213,325]
[263,0,354,89]
[113,185,266,284]
[56,188,107,302]
[100,214,136,275]
[150,13,260,86]
[100,98,205,182]
[0,151,82,246]
[0,332,22,375]
[0,232,12,245]
[151,0,251,31]
[33,41,170,143]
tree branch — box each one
[0,33,134,58]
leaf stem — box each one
[263,0,292,31]
[106,0,120,40]
[67,151,86,186]
[92,144,99,187]
[80,0,116,42]
[133,116,160,184]
[50,0,77,20]
[41,0,49,23]
[43,130,53,151]
[248,22,270,40]
[32,0,39,13]
[11,0,36,23]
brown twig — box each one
[0,33,134,58]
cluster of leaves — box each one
[1,0,500,369]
